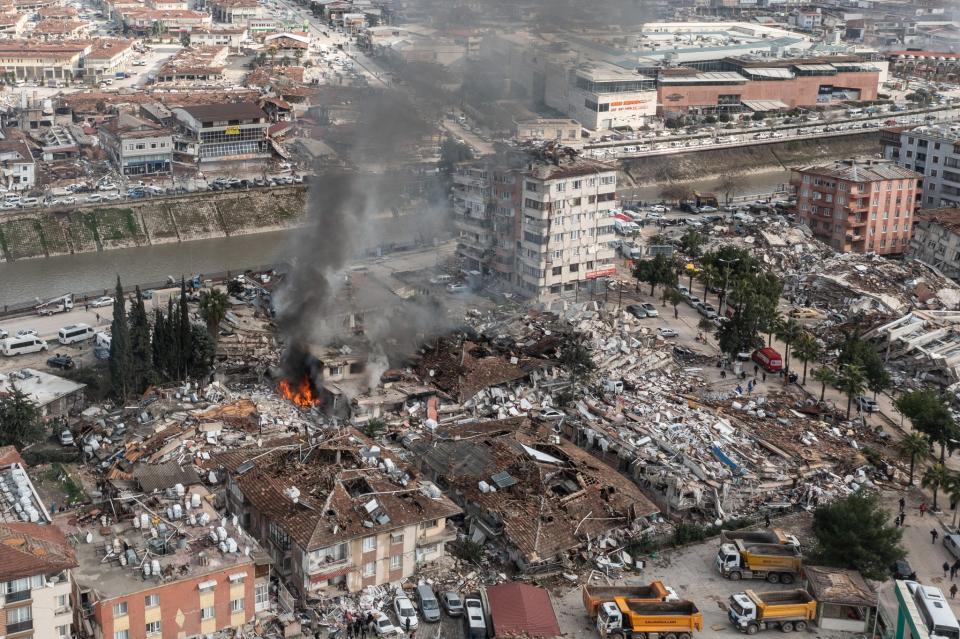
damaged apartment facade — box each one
[214,432,460,601]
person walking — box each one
[899,496,906,512]
[764,513,771,528]
[354,619,362,639]
[944,561,950,577]
[952,584,958,599]
[932,528,940,544]
[920,502,928,518]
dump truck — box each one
[582,583,678,618]
[719,529,800,548]
[597,598,702,639]
[715,540,802,584]
[728,589,816,634]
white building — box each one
[882,123,960,209]
[0,134,35,191]
[0,447,77,639]
[517,157,618,299]
[545,61,656,131]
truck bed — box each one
[622,601,700,616]
[721,530,783,546]
[737,541,801,556]
[753,590,813,606]
[582,583,670,616]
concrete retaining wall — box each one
[0,186,307,262]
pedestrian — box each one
[404,617,410,634]
[354,619,362,638]
[944,561,950,577]
[899,496,906,512]
[895,513,902,527]
[762,372,766,382]
[95,312,100,323]
[952,584,958,599]
[754,364,759,375]
[920,502,928,517]
[933,529,940,544]
[720,370,727,379]
[764,513,771,528]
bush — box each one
[672,522,710,545]
[718,113,731,122]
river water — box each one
[0,168,794,307]
[625,168,793,202]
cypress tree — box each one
[128,286,152,394]
[178,280,190,380]
[108,277,132,399]
[151,308,166,380]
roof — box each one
[487,583,561,638]
[742,99,790,111]
[179,101,265,121]
[133,461,202,492]
[0,446,25,467]
[0,522,77,580]
[796,159,921,183]
[0,368,85,408]
[658,71,746,85]
[804,566,875,607]
[917,208,960,234]
[527,157,616,182]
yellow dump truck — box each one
[728,589,816,634]
[597,598,703,639]
[582,582,679,618]
[719,529,800,548]
[715,540,802,583]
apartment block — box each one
[452,164,521,286]
[99,113,173,176]
[209,0,261,25]
[173,101,270,164]
[908,208,960,279]
[516,157,618,299]
[0,446,76,639]
[0,133,36,191]
[214,432,461,601]
[882,123,960,209]
[793,158,921,255]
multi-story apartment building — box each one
[882,123,960,209]
[0,133,36,191]
[99,113,173,176]
[908,208,960,279]
[215,433,461,601]
[173,102,270,164]
[516,157,618,299]
[0,446,76,639]
[209,0,260,25]
[452,164,521,286]
[793,158,921,254]
[83,38,135,80]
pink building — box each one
[793,159,921,255]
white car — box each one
[393,596,419,631]
[15,329,37,337]
[649,205,667,213]
[658,328,679,338]
[90,296,114,308]
[372,611,396,636]
[640,303,659,318]
[98,183,117,191]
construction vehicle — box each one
[597,598,702,639]
[715,540,801,584]
[582,583,679,618]
[719,529,800,548]
[36,293,73,316]
[728,590,816,634]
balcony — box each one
[845,233,864,242]
[418,522,458,544]
[6,620,32,634]
[308,555,352,575]
[5,590,30,604]
[846,217,868,228]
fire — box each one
[278,376,320,408]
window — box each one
[391,554,402,569]
[363,561,375,577]
[114,632,130,639]
[145,594,160,608]
[362,536,376,552]
[146,621,161,635]
[56,593,69,609]
[201,605,215,620]
[231,598,244,613]
[57,624,70,638]
[255,582,269,606]
[551,266,562,276]
[113,602,128,617]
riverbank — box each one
[619,132,880,186]
[0,185,307,262]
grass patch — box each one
[42,463,86,504]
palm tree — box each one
[947,474,960,527]
[198,289,230,339]
[699,263,717,303]
[663,287,685,318]
[812,366,834,403]
[837,363,866,419]
[775,318,804,382]
[792,333,822,386]
[898,431,930,486]
[923,463,951,512]
[766,313,784,348]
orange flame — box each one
[278,376,320,408]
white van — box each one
[58,323,95,345]
[0,336,48,356]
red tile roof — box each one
[0,522,77,580]
[0,446,25,467]
[487,583,561,639]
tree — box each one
[663,287,685,319]
[659,182,693,203]
[923,463,951,512]
[898,431,930,486]
[226,278,245,297]
[178,281,190,379]
[809,491,904,581]
[679,229,704,258]
[812,366,835,403]
[0,384,43,448]
[362,418,386,439]
[947,474,960,527]
[187,324,215,380]
[716,169,743,204]
[792,333,821,386]
[180,32,190,46]
[837,363,866,419]
[128,287,152,395]
[632,254,677,295]
[775,318,804,381]
[895,389,959,463]
[109,277,132,399]
[558,335,595,381]
[198,289,230,339]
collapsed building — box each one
[865,310,960,388]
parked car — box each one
[891,559,917,580]
[944,533,960,560]
[538,408,565,420]
[393,596,419,631]
[856,396,879,413]
[90,296,114,307]
[440,591,464,617]
[15,329,37,337]
[446,283,468,294]
[371,612,396,636]
[625,304,647,319]
[658,328,679,338]
[640,303,659,317]
[46,354,75,370]
[59,429,74,446]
